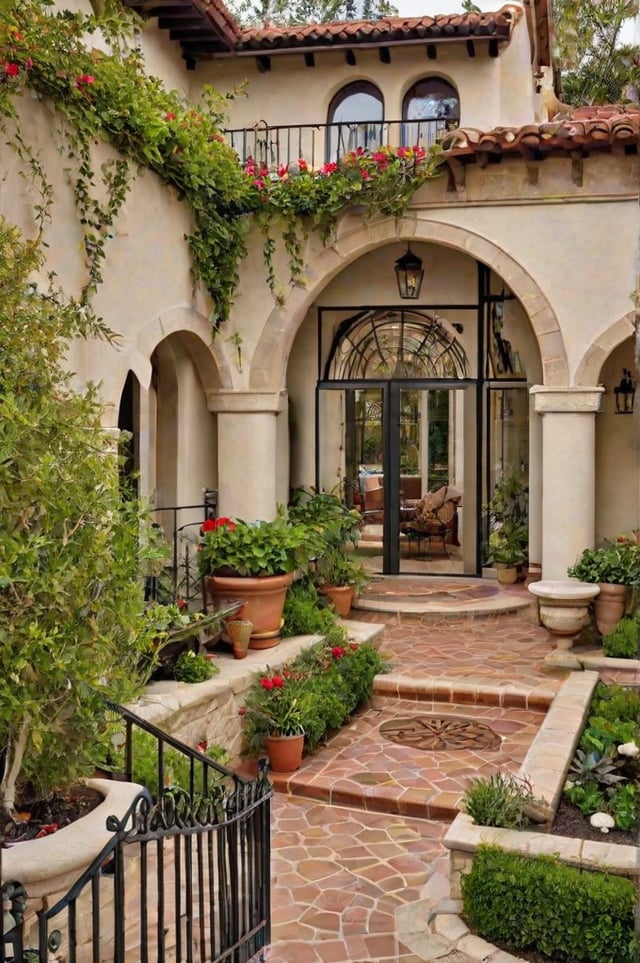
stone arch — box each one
[249,215,567,390]
[574,310,635,386]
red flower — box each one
[201,518,216,533]
[164,112,176,121]
[197,739,208,752]
[277,163,288,178]
[215,517,236,530]
[349,642,359,651]
[4,63,19,77]
[272,675,284,688]
[12,32,23,42]
[321,161,338,175]
[75,74,95,87]
[176,597,187,609]
[260,677,274,690]
[36,823,58,838]
[331,646,346,659]
[253,177,265,190]
[25,57,33,70]
[238,707,247,716]
[298,158,308,172]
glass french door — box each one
[318,381,478,575]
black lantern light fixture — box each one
[394,244,424,299]
[614,368,635,414]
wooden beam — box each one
[426,43,437,59]
[257,55,271,73]
[304,51,315,67]
[571,150,583,187]
[379,46,391,64]
[445,157,466,195]
[489,38,499,57]
[466,39,475,57]
[345,48,356,66]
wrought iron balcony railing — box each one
[224,118,458,168]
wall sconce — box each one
[394,245,424,299]
[614,368,635,414]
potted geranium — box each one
[241,671,307,772]
[567,538,640,637]
[198,513,322,650]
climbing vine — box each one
[0,0,443,332]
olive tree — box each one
[0,222,156,820]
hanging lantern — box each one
[394,245,424,299]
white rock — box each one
[618,741,640,758]
[590,812,615,832]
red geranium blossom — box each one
[331,646,346,659]
[201,518,216,533]
[4,63,19,77]
[260,677,274,690]
[271,675,284,688]
[75,74,95,87]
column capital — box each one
[207,389,287,414]
[530,385,603,415]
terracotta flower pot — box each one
[495,564,518,586]
[263,733,305,773]
[206,573,293,650]
[594,583,631,638]
[319,584,354,617]
[226,619,253,659]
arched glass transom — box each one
[325,310,469,380]
[326,82,384,161]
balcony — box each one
[224,118,458,168]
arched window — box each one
[326,82,384,162]
[402,77,460,149]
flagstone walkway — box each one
[265,594,569,963]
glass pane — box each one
[327,86,383,162]
[484,387,529,565]
[397,387,475,575]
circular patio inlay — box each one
[380,716,501,751]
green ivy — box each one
[0,2,443,333]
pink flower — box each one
[277,163,288,178]
[253,178,265,190]
[260,677,274,690]
[331,646,346,659]
[75,74,95,87]
[25,57,33,70]
[4,63,19,77]
[298,158,308,172]
[321,161,338,175]
[361,170,371,180]
[272,675,284,688]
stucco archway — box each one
[574,310,636,387]
[249,215,566,391]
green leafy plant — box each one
[173,650,218,683]
[240,639,388,755]
[281,578,348,645]
[462,846,639,963]
[484,472,528,565]
[0,220,158,821]
[486,526,527,566]
[609,782,640,831]
[564,781,606,815]
[569,747,626,790]
[568,541,640,586]
[603,615,639,659]
[198,513,323,577]
[462,772,540,829]
[288,486,362,549]
[312,545,371,592]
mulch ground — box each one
[2,784,104,844]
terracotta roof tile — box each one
[237,5,520,51]
[442,105,640,158]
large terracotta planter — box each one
[319,584,354,617]
[264,733,305,773]
[206,573,293,650]
[594,583,631,638]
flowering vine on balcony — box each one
[0,2,443,332]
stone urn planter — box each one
[528,579,600,649]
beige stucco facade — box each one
[8,0,640,579]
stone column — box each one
[531,386,604,580]
[208,390,287,520]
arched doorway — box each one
[316,265,530,575]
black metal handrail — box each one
[224,117,458,168]
[148,492,217,606]
[3,701,273,963]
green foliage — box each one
[312,545,370,592]
[115,728,228,800]
[289,487,362,549]
[581,716,638,756]
[462,846,639,963]
[173,650,218,683]
[603,616,640,659]
[281,578,347,644]
[569,747,626,789]
[553,0,640,106]
[568,542,640,586]
[564,781,606,815]
[462,772,538,829]
[198,513,323,577]
[484,472,528,564]
[240,639,388,755]
[227,0,397,29]
[0,221,158,816]
[609,782,640,831]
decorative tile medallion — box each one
[380,716,501,751]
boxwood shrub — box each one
[461,846,638,963]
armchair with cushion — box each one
[401,485,462,554]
